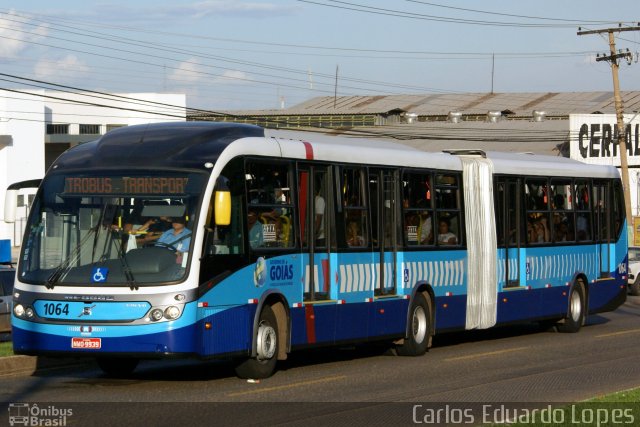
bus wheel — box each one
[558,281,585,333]
[630,277,640,296]
[397,293,431,356]
[235,305,278,379]
[97,357,139,377]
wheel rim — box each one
[256,321,276,361]
[411,305,427,344]
[570,289,582,322]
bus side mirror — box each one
[214,176,231,226]
[4,189,17,223]
[214,191,231,226]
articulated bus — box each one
[4,122,627,378]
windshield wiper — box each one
[108,228,138,290]
[46,224,99,289]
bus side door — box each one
[298,164,337,345]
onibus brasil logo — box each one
[7,403,73,426]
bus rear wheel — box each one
[558,281,585,333]
[97,357,139,377]
[396,293,431,356]
[235,305,278,379]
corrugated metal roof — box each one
[266,120,568,156]
[224,91,640,117]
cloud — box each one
[213,70,252,84]
[0,10,49,58]
[47,1,297,24]
[33,55,90,82]
[177,1,297,19]
[168,59,252,85]
[168,59,205,83]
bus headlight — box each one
[149,308,164,322]
[25,307,34,318]
[164,306,180,320]
[14,304,25,318]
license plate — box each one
[71,337,101,349]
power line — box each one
[296,0,623,28]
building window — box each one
[106,124,126,132]
[79,124,100,135]
[46,124,69,135]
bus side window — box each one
[342,167,368,248]
[245,160,295,249]
[434,173,462,246]
[402,171,434,247]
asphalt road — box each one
[2,296,640,426]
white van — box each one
[628,247,640,296]
[0,265,15,333]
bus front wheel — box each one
[235,305,278,379]
[558,281,585,333]
[396,293,431,356]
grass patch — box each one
[0,341,13,357]
[587,388,640,403]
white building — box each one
[569,113,640,215]
[0,90,186,245]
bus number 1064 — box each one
[43,302,70,316]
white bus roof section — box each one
[231,132,618,179]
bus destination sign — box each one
[64,177,190,195]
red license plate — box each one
[71,337,101,349]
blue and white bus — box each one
[4,122,627,378]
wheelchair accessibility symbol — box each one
[91,267,108,283]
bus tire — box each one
[630,277,640,296]
[558,281,585,333]
[396,293,431,356]
[97,357,139,377]
[235,305,278,379]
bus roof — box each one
[51,122,618,179]
[51,122,263,172]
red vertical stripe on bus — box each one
[305,304,316,344]
[322,259,330,293]
[302,141,314,160]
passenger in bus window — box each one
[247,211,263,248]
[419,212,433,245]
[346,221,365,247]
[315,186,326,246]
[534,218,550,243]
[437,219,457,245]
[576,214,590,240]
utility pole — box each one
[333,65,339,109]
[578,23,640,231]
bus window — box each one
[574,180,592,241]
[245,161,295,249]
[402,171,434,246]
[525,178,550,244]
[612,180,624,238]
[434,173,462,246]
[592,181,609,242]
[342,168,368,248]
[550,179,575,243]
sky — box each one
[1,1,639,112]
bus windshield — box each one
[19,171,207,287]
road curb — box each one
[0,354,94,377]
